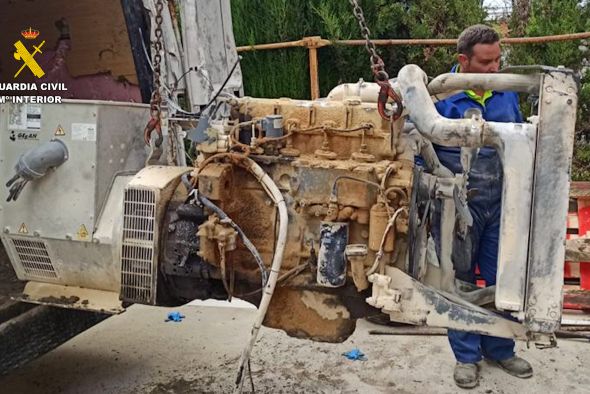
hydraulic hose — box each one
[398,65,488,148]
[233,157,288,393]
[428,72,540,96]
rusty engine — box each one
[158,95,413,342]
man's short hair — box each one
[457,24,500,57]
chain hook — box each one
[377,80,403,121]
[348,0,404,120]
[144,0,165,147]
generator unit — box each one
[0,100,150,312]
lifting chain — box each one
[348,0,403,122]
[144,0,165,148]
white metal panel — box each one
[494,122,537,312]
[0,100,148,241]
[181,0,243,110]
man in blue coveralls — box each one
[433,24,533,388]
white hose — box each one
[398,65,487,148]
[234,158,288,393]
[428,72,540,96]
[366,208,406,276]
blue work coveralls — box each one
[432,75,523,363]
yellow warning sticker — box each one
[55,124,65,136]
[77,224,89,240]
[18,223,28,234]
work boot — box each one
[454,362,479,389]
[493,356,533,378]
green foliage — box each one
[508,0,590,69]
[231,0,486,98]
[573,140,590,181]
[572,72,590,180]
[507,0,590,179]
[403,0,486,75]
[231,0,310,98]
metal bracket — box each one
[372,266,527,339]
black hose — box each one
[201,55,242,114]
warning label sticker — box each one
[55,124,65,136]
[77,224,89,240]
[18,223,29,234]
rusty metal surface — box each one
[19,281,123,314]
[263,287,356,343]
[189,97,412,341]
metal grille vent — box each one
[121,188,157,304]
[11,238,57,279]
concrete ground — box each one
[1,302,589,394]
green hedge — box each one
[231,0,484,98]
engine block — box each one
[162,97,414,341]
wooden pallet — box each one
[564,182,590,311]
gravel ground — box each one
[1,303,589,394]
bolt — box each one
[33,231,40,237]
[567,99,573,105]
[3,227,9,234]
[65,234,73,240]
[545,86,553,93]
